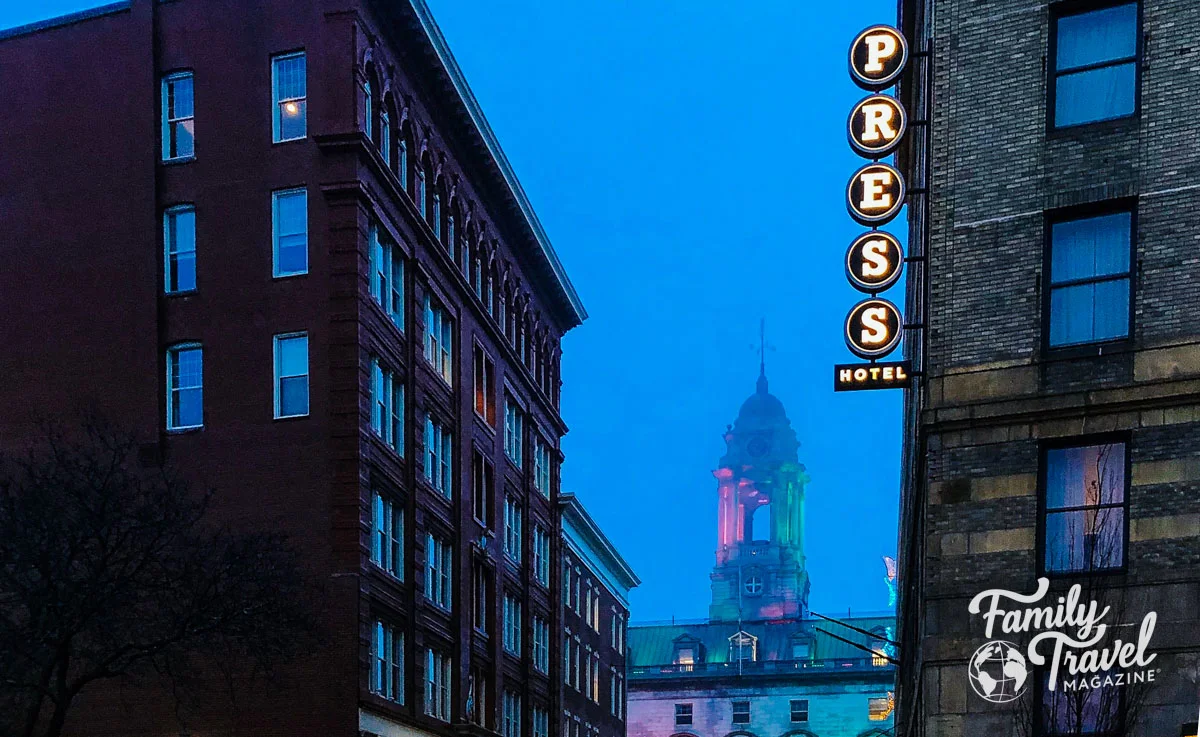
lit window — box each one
[532,616,549,672]
[533,525,550,586]
[423,416,453,497]
[272,188,307,277]
[472,451,494,525]
[1043,441,1127,573]
[163,205,196,293]
[369,357,403,455]
[534,435,552,497]
[675,703,693,726]
[502,690,521,737]
[1052,3,1138,127]
[424,648,451,720]
[731,701,750,725]
[424,532,452,609]
[272,52,306,142]
[503,593,522,654]
[370,491,403,579]
[868,694,893,722]
[504,496,522,562]
[474,348,496,425]
[369,222,405,329]
[161,71,194,160]
[504,397,524,467]
[675,647,695,667]
[370,620,404,703]
[273,332,309,418]
[166,344,203,430]
[423,295,454,385]
[1048,209,1132,347]
[790,699,809,723]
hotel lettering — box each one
[836,24,912,392]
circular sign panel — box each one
[847,94,907,158]
[846,163,906,226]
[844,298,903,359]
[849,25,909,90]
[846,231,904,293]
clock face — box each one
[747,437,769,458]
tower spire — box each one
[757,318,768,394]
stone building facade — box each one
[894,0,1200,735]
[628,370,896,737]
[0,3,614,737]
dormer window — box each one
[675,648,695,666]
[672,635,703,671]
[790,633,814,660]
[728,631,756,663]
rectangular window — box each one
[272,51,306,141]
[161,71,194,160]
[163,205,196,294]
[503,593,522,655]
[504,397,524,468]
[1043,441,1127,573]
[167,344,203,430]
[1052,3,1138,128]
[423,416,453,497]
[590,650,601,702]
[504,496,522,562]
[371,491,403,579]
[502,690,521,737]
[532,615,549,673]
[472,451,494,526]
[272,188,308,277]
[424,648,451,721]
[423,295,454,385]
[1040,674,1119,735]
[532,525,550,586]
[790,699,809,723]
[369,357,403,455]
[471,666,491,728]
[369,223,405,329]
[473,562,490,634]
[370,620,404,703]
[562,559,572,608]
[533,435,552,497]
[273,333,309,418]
[474,348,496,426]
[532,707,549,737]
[868,696,891,722]
[732,701,750,725]
[675,704,693,727]
[425,532,452,609]
[433,194,442,238]
[1047,209,1132,347]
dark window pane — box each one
[280,376,309,416]
[1055,63,1136,126]
[1056,4,1137,70]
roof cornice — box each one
[559,492,640,593]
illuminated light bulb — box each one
[285,102,299,115]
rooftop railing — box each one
[628,657,895,679]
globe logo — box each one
[968,640,1028,703]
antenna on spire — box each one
[759,318,766,378]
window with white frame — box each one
[166,344,203,430]
[371,619,404,703]
[532,615,549,673]
[503,593,521,655]
[474,347,496,426]
[472,450,494,526]
[370,223,404,329]
[272,187,307,277]
[504,396,523,467]
[423,416,453,497]
[731,700,751,725]
[502,690,521,737]
[273,332,309,418]
[423,294,453,384]
[369,357,403,455]
[590,649,600,702]
[161,71,194,160]
[425,532,452,609]
[562,559,572,607]
[790,699,809,723]
[473,562,490,634]
[272,51,306,142]
[163,205,196,294]
[424,648,451,720]
[533,434,552,497]
[591,587,601,631]
[532,707,549,737]
[504,496,522,562]
[532,525,550,586]
[371,491,403,579]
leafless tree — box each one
[0,420,315,737]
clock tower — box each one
[709,365,811,622]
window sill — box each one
[161,155,195,166]
[273,136,307,145]
[273,413,310,421]
[164,289,198,297]
[272,271,309,280]
[1047,113,1139,138]
[166,425,203,434]
[1043,338,1132,362]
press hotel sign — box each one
[835,24,913,392]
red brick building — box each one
[0,2,601,737]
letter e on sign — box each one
[846,231,904,293]
[847,163,906,226]
[849,25,909,90]
[848,94,907,158]
[844,298,903,359]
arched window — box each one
[415,159,427,214]
[380,107,391,163]
[397,126,409,189]
[362,78,373,140]
[432,186,442,239]
[445,203,457,259]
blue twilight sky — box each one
[2,0,903,623]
